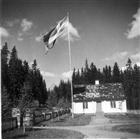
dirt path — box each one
[33,116,140,138]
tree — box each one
[75,69,81,84]
[18,81,33,112]
[108,66,112,83]
[132,64,140,109]
[47,90,58,108]
[123,58,133,109]
[8,46,22,105]
[72,68,76,84]
[1,42,10,90]
[65,80,71,102]
[89,62,97,84]
[80,67,85,84]
[57,97,65,108]
[103,65,109,83]
[112,62,120,83]
[84,58,90,84]
[30,60,48,105]
[2,86,11,119]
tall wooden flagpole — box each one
[67,13,74,119]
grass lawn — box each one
[2,113,92,139]
[2,128,85,139]
[37,113,94,126]
[105,113,140,123]
[112,124,140,134]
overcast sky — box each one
[1,0,140,88]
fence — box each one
[2,117,18,132]
[2,108,71,131]
[34,109,71,125]
[127,110,140,114]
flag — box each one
[43,16,68,54]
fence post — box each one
[51,112,53,122]
[33,111,35,126]
[57,111,59,121]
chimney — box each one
[95,80,99,85]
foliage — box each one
[1,43,48,119]
[57,97,71,109]
[2,86,11,119]
[71,58,140,109]
[1,42,140,113]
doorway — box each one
[96,101,102,112]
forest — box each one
[1,42,140,118]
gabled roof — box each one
[73,83,126,101]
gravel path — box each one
[33,116,140,138]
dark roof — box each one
[73,83,126,101]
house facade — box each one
[73,81,127,114]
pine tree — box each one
[108,66,112,83]
[2,87,11,119]
[72,68,76,85]
[89,62,97,84]
[80,67,85,84]
[8,46,22,105]
[132,64,140,109]
[123,58,133,109]
[112,62,120,83]
[84,59,90,84]
[47,89,58,108]
[1,42,10,90]
[76,69,80,84]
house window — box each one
[110,101,116,108]
[83,102,88,109]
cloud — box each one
[102,51,128,61]
[18,37,23,41]
[17,19,33,41]
[62,71,73,78]
[121,66,127,71]
[125,8,140,39]
[35,34,43,42]
[0,27,9,37]
[60,22,80,42]
[135,62,140,67]
[20,18,33,32]
[121,62,140,71]
[131,51,140,60]
[41,71,57,77]
[6,19,20,27]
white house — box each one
[73,81,127,115]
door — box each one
[96,101,102,112]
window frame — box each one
[83,102,88,109]
[110,101,116,108]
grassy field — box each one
[2,114,92,139]
[112,124,140,134]
[2,128,85,139]
[105,113,140,123]
[105,113,140,134]
[37,113,94,126]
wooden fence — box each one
[33,109,71,125]
[2,108,71,131]
[2,117,18,132]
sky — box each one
[1,0,140,89]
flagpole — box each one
[67,13,74,119]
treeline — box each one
[42,57,140,110]
[72,59,123,85]
[1,42,140,118]
[72,58,140,109]
[1,43,48,117]
[47,80,71,109]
